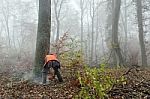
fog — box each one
[0,0,150,76]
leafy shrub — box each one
[60,50,83,67]
[75,64,116,99]
[52,33,84,68]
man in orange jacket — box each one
[42,53,63,84]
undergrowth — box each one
[75,64,126,99]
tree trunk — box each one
[33,0,51,78]
[105,0,112,49]
[80,0,84,50]
[136,0,147,67]
[87,15,91,65]
[90,0,95,66]
[112,0,124,67]
[123,0,128,62]
[56,19,60,54]
[105,0,117,66]
[54,0,64,55]
[95,13,99,66]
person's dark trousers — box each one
[42,60,63,84]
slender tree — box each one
[80,0,86,50]
[95,10,99,65]
[1,0,11,49]
[136,0,148,67]
[124,0,128,62]
[105,0,113,53]
[33,0,51,77]
[112,0,124,67]
[89,0,95,65]
[53,0,64,55]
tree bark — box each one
[105,0,112,49]
[90,0,95,65]
[95,11,99,66]
[33,0,51,78]
[136,0,147,67]
[124,0,128,61]
[80,0,84,50]
[112,0,124,67]
[54,0,64,55]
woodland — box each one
[0,0,150,99]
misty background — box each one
[0,0,150,74]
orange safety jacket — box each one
[44,54,58,65]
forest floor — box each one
[107,66,150,99]
[0,67,80,99]
[0,66,150,99]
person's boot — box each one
[42,69,48,84]
[55,70,63,82]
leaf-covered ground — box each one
[0,67,80,99]
[108,66,150,99]
[0,66,150,99]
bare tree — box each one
[1,0,11,49]
[86,14,91,64]
[124,0,128,62]
[89,0,95,65]
[80,0,86,50]
[105,0,112,51]
[136,0,147,67]
[95,10,99,65]
[112,0,124,67]
[33,0,51,77]
[105,0,114,65]
[53,0,65,54]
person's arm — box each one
[43,56,47,67]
